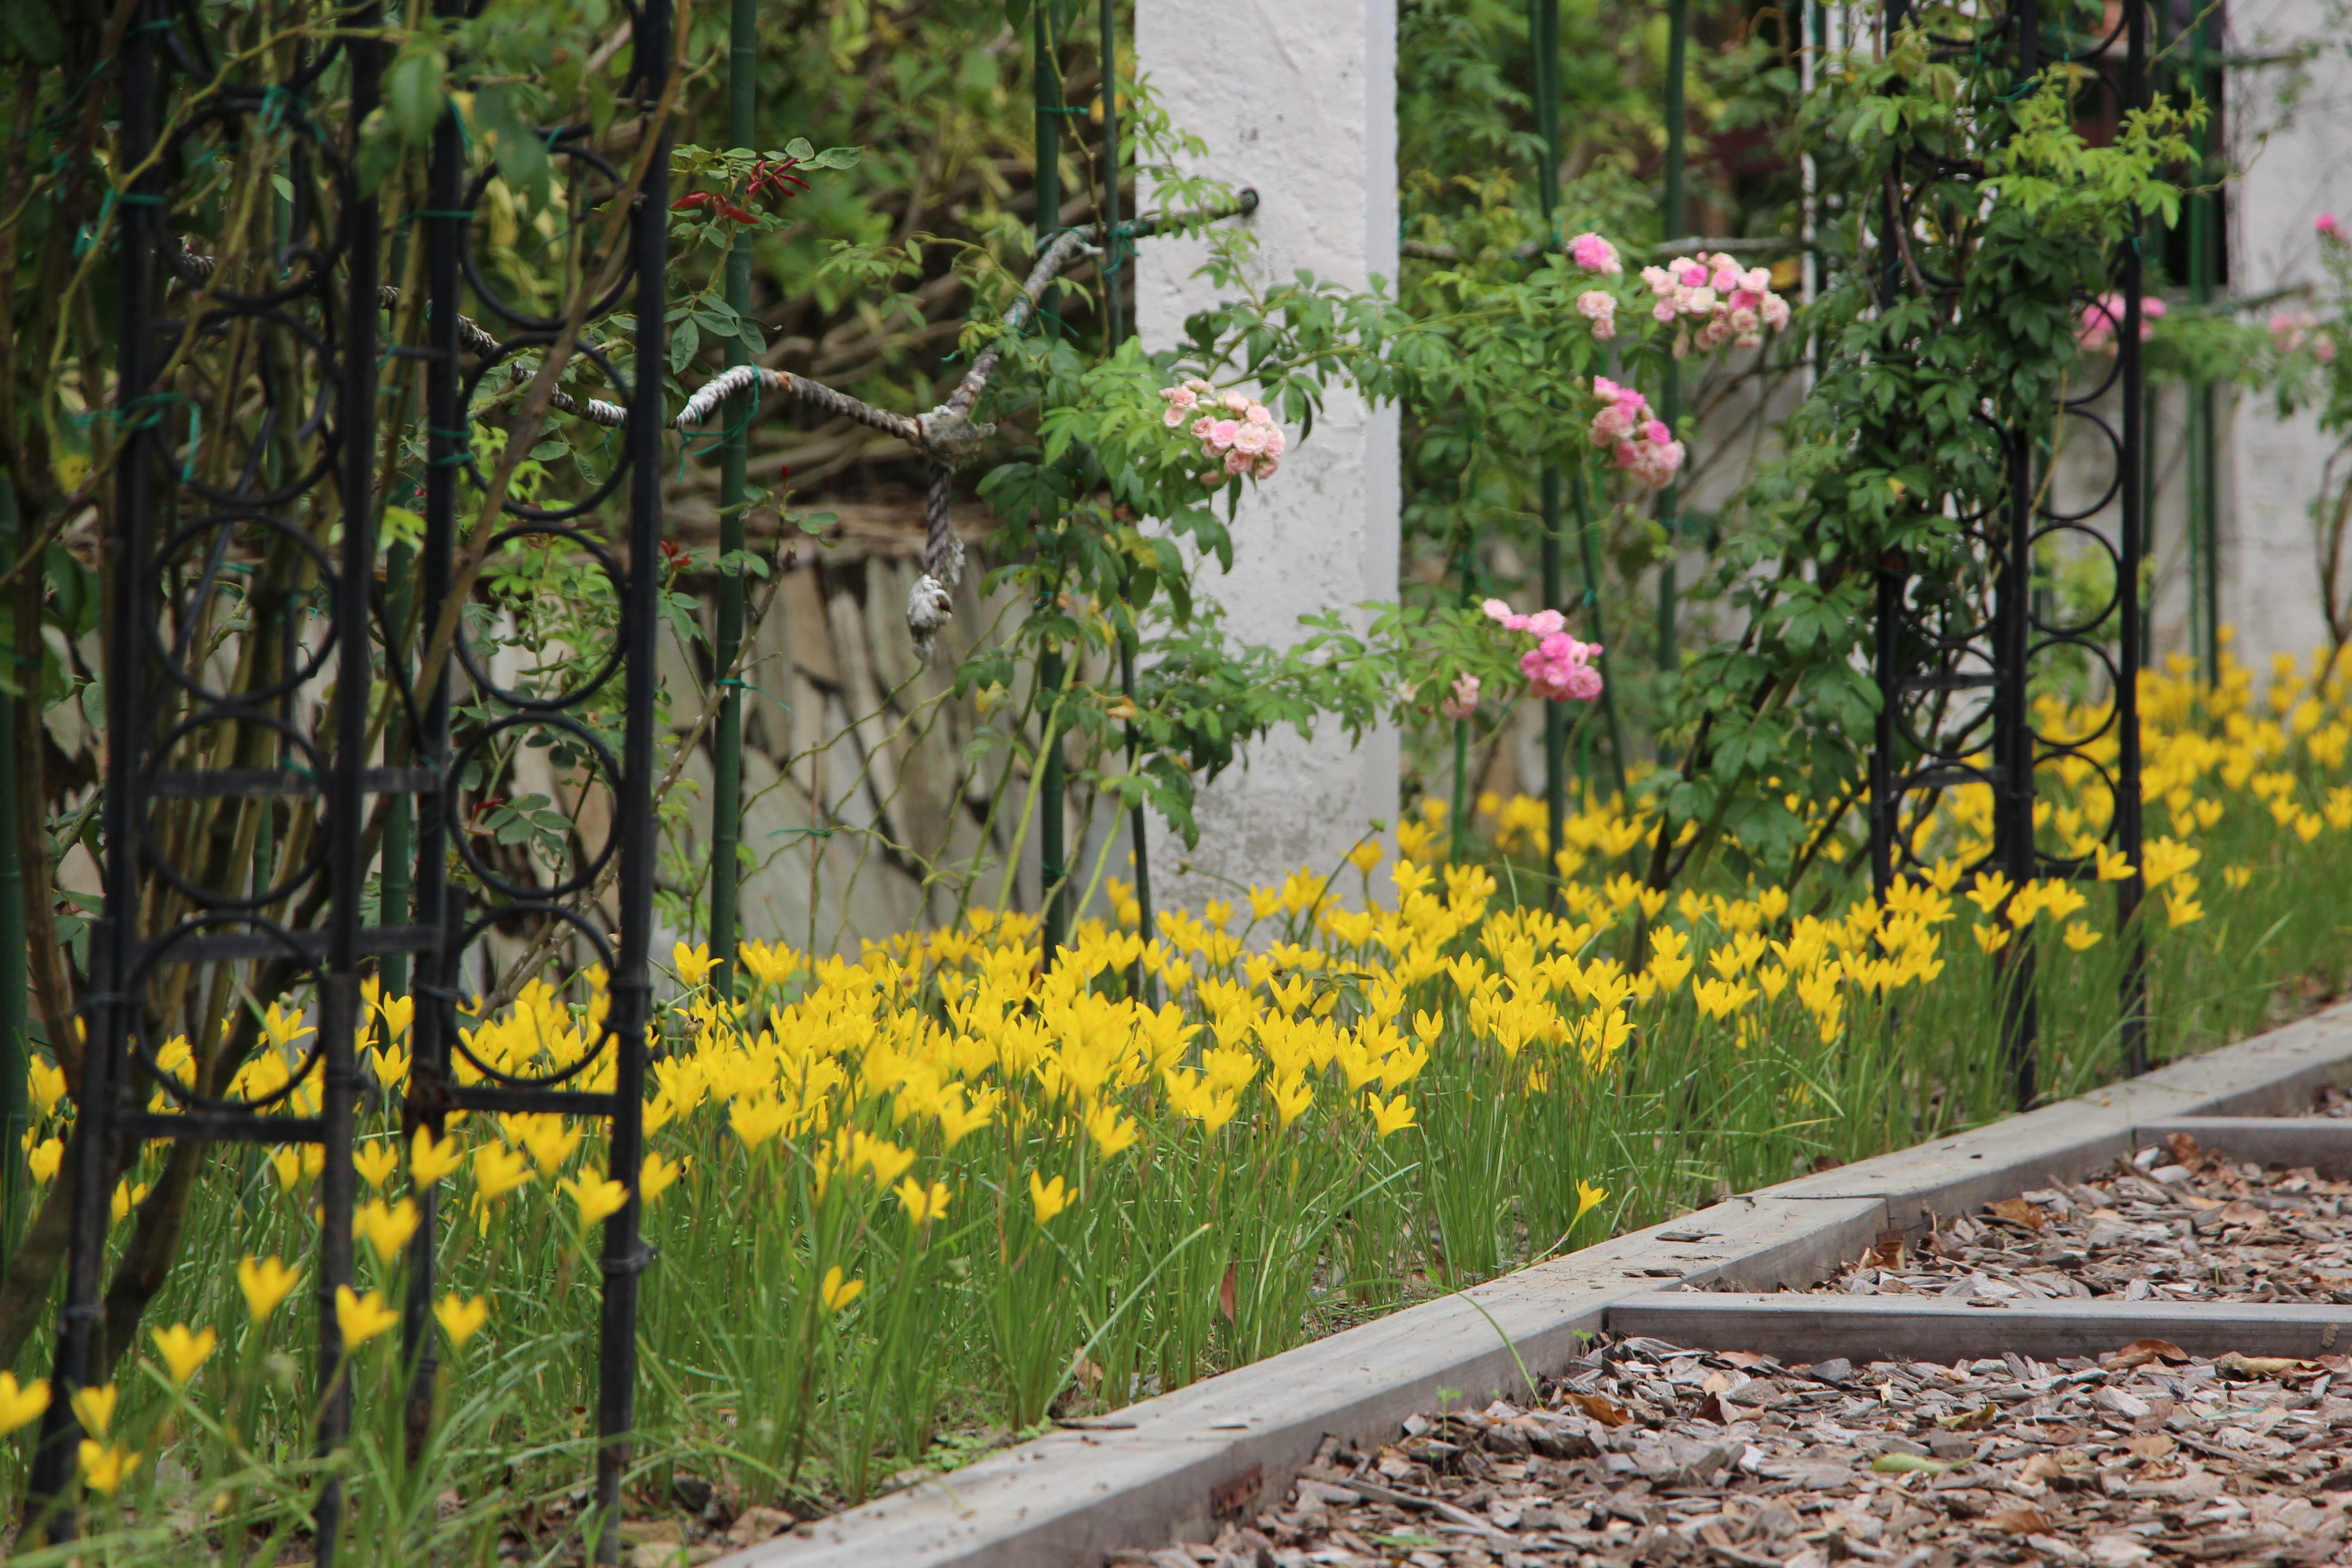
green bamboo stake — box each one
[710,0,756,992]
[0,476,25,1261]
[1035,6,1070,962]
[1573,463,1630,798]
[1655,0,1689,682]
[1532,0,1567,895]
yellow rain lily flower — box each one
[334,1286,399,1348]
[819,1264,865,1313]
[77,1440,139,1494]
[472,1142,534,1201]
[1365,1092,1416,1139]
[352,1141,399,1191]
[410,1126,466,1186]
[894,1177,952,1225]
[1084,1102,1140,1158]
[1028,1171,1075,1225]
[151,1324,217,1387]
[353,1198,421,1265]
[1574,1180,1609,1225]
[0,1372,51,1435]
[559,1170,631,1227]
[2062,922,2103,952]
[238,1255,302,1323]
[639,1152,686,1206]
[434,1293,490,1348]
[672,942,720,988]
[2165,892,2205,928]
[26,1137,62,1186]
[69,1382,117,1438]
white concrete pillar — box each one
[1133,0,1401,907]
[2222,0,2352,673]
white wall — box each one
[1134,0,1402,907]
[2222,0,2352,672]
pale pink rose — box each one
[1523,609,1566,637]
[1641,265,1675,296]
[1163,407,1187,428]
[1650,298,1677,324]
[1190,416,1216,441]
[1231,422,1270,456]
[1643,418,1671,445]
[1761,294,1791,330]
[1163,384,1200,412]
[1245,402,1274,426]
[1593,377,1622,400]
[1223,448,1252,476]
[1710,265,1741,293]
[1222,390,1251,414]
[1482,598,1514,623]
[1728,305,1759,336]
[1577,288,1617,322]
[1251,454,1279,478]
[1742,267,1771,293]
[1207,419,1240,450]
[1262,426,1286,456]
[1438,672,1482,720]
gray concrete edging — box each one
[717,1000,2352,1568]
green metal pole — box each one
[380,544,413,998]
[1532,0,1567,894]
[1573,463,1630,799]
[710,0,757,994]
[0,476,25,1261]
[1656,0,1689,680]
[2186,3,2220,681]
[1035,9,1069,961]
[1101,0,1153,988]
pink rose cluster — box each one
[1481,600,1605,704]
[2269,311,2337,362]
[2320,213,2343,244]
[2077,292,2167,354]
[1567,233,1625,339]
[1158,378,1286,484]
[1588,377,1684,490]
[1637,252,1790,353]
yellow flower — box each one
[238,1255,302,1323]
[26,1136,62,1186]
[1964,871,2014,917]
[818,1264,865,1313]
[28,1057,66,1116]
[1346,838,1384,874]
[1365,1092,1416,1139]
[2062,922,2103,952]
[1971,922,2011,954]
[150,1323,217,1387]
[1028,1171,1075,1225]
[77,1439,139,1494]
[1574,1180,1609,1225]
[1083,1102,1140,1159]
[353,1140,399,1191]
[672,941,719,989]
[409,1126,465,1186]
[110,1179,148,1225]
[639,1152,686,1206]
[894,1177,952,1225]
[472,1142,534,1201]
[0,1372,51,1435]
[2165,892,2205,928]
[559,1169,631,1227]
[69,1382,117,1438]
[2222,864,2252,891]
[334,1285,399,1348]
[434,1293,490,1348]
[353,1197,421,1266]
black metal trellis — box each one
[1867,0,2151,1110]
[31,0,669,1557]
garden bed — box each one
[1131,1332,2352,1568]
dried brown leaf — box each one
[2215,1352,2317,1379]
[1563,1391,1633,1427]
[1989,1507,2053,1536]
[1935,1404,1999,1431]
[1984,1198,2047,1233]
[2125,1433,2176,1461]
[2102,1338,2189,1370]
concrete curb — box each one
[715,1001,2352,1568]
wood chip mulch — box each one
[1123,1334,2352,1568]
[1757,1134,2352,1307]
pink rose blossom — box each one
[1232,422,1270,456]
[2320,212,2343,241]
[1207,419,1240,450]
[1222,390,1252,414]
[1568,232,1623,274]
[1577,289,1618,341]
[1438,673,1482,720]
